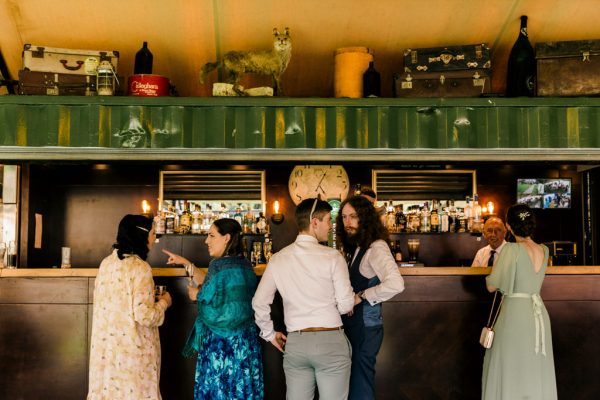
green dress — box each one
[482,243,557,400]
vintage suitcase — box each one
[403,44,491,73]
[536,39,600,96]
[393,69,491,97]
[22,44,119,76]
[18,70,96,95]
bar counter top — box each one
[2,266,599,277]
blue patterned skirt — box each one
[194,325,264,400]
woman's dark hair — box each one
[295,198,333,231]
[113,214,153,260]
[213,218,244,257]
[336,195,388,254]
[506,203,536,238]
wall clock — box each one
[288,165,349,205]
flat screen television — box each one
[516,178,571,209]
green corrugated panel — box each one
[2,97,600,159]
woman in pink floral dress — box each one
[88,214,172,400]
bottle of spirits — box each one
[256,212,268,234]
[420,202,430,233]
[179,201,192,234]
[155,210,166,235]
[244,205,254,234]
[191,204,203,234]
[464,196,473,232]
[395,204,407,233]
[363,61,381,97]
[165,205,175,234]
[472,194,483,233]
[354,183,362,195]
[430,199,440,233]
[394,240,403,262]
[134,41,153,75]
[448,200,457,233]
[233,205,243,226]
[506,15,536,97]
[386,203,396,232]
[440,201,449,233]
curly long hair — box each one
[113,214,153,260]
[336,195,388,257]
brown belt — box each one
[295,326,342,333]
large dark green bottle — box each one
[134,41,153,75]
[506,16,536,97]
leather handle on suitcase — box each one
[60,60,84,71]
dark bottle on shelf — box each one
[134,41,153,75]
[362,61,381,97]
[506,16,536,97]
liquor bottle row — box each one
[154,200,269,235]
[380,195,487,234]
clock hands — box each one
[315,172,327,195]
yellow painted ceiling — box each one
[1,0,600,97]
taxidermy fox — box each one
[200,27,292,96]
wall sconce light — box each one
[271,200,284,224]
[487,201,495,216]
[141,200,153,219]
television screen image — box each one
[516,178,571,209]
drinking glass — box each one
[407,239,420,263]
[0,243,6,268]
[6,241,16,268]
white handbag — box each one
[480,291,503,349]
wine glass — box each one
[252,241,263,265]
[263,241,273,262]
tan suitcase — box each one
[22,44,119,76]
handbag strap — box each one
[486,291,504,328]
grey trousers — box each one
[283,329,352,400]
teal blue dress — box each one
[482,243,557,400]
[183,256,264,400]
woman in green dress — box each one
[482,204,557,400]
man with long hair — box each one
[336,195,405,400]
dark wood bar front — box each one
[1,268,599,400]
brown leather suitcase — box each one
[393,69,491,97]
[403,44,491,73]
[18,70,96,95]
[536,39,600,96]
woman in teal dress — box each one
[163,218,263,400]
[482,204,557,400]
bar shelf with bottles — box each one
[379,195,491,266]
[155,199,270,236]
[150,199,271,267]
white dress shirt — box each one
[252,234,355,342]
[471,240,507,267]
[353,239,405,305]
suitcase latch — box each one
[439,74,446,85]
[32,46,45,58]
[582,51,591,62]
[401,74,413,89]
[476,45,483,59]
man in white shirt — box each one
[336,195,406,400]
[252,198,358,400]
[471,216,507,267]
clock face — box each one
[288,165,349,205]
